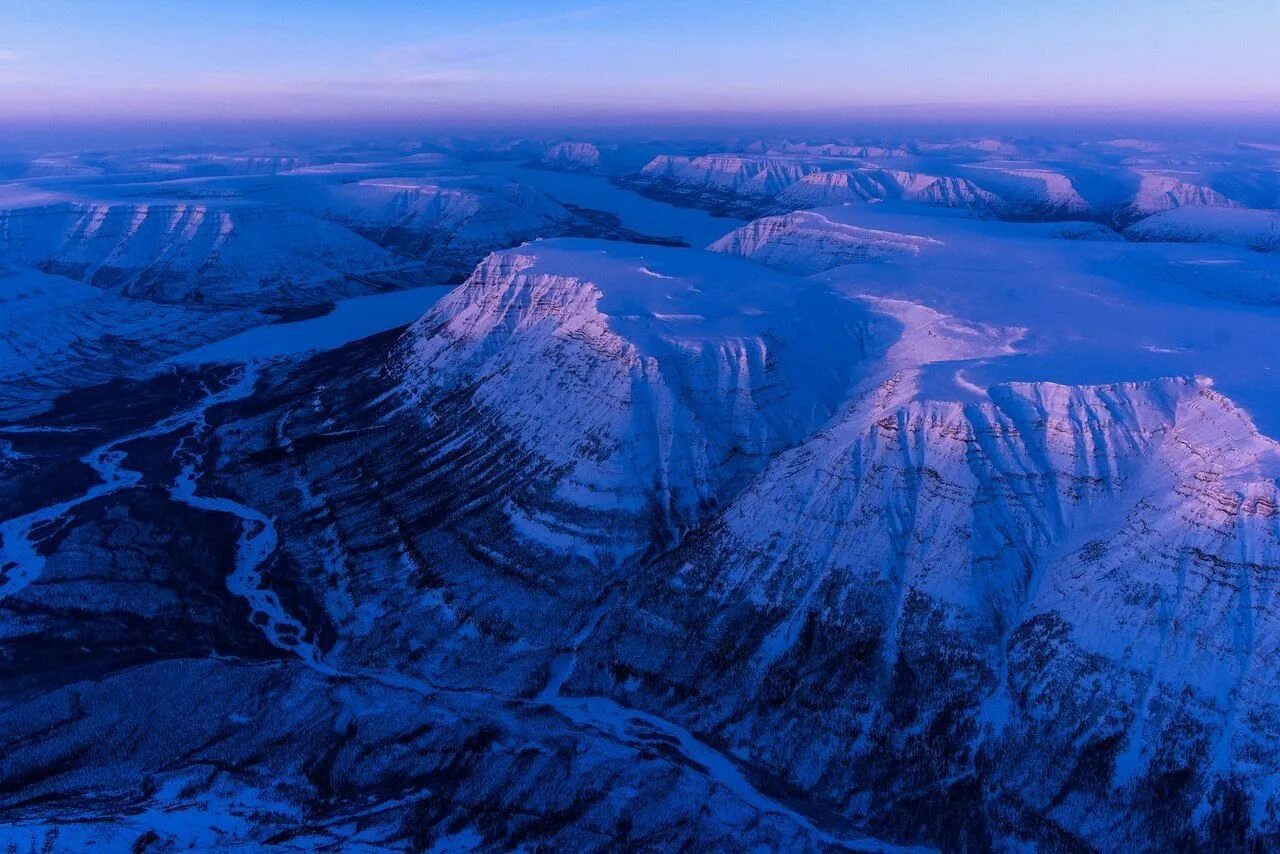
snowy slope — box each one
[0,265,263,416]
[1126,206,1280,252]
[570,363,1280,848]
[624,144,1222,222]
[1132,172,1235,213]
[709,210,943,273]
[257,175,579,271]
[663,155,820,195]
[1117,172,1236,221]
[962,163,1091,216]
[709,204,1280,413]
[0,199,411,304]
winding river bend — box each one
[1,365,261,600]
[0,360,336,674]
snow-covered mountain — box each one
[571,204,1280,848]
[709,210,942,273]
[0,199,410,304]
[1116,172,1236,221]
[538,141,603,172]
[6,133,1280,851]
[386,240,880,560]
[568,366,1280,849]
[961,164,1092,217]
[621,136,1277,229]
[625,153,827,215]
[771,169,1001,212]
[0,190,428,413]
[627,150,1108,220]
[253,175,585,277]
[0,148,694,415]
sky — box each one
[1,0,1278,124]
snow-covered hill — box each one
[0,266,259,417]
[0,199,411,304]
[709,210,942,273]
[625,148,1124,221]
[255,175,582,276]
[538,141,603,172]
[0,190,428,413]
[1126,205,1280,252]
[1116,172,1236,221]
[961,164,1092,217]
[625,153,827,215]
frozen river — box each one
[479,160,743,249]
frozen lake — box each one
[172,285,453,365]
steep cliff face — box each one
[637,153,693,179]
[769,170,887,208]
[772,170,1001,213]
[390,240,884,558]
[539,141,602,172]
[662,155,819,195]
[887,171,1001,209]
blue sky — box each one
[1,1,1277,121]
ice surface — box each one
[172,285,453,364]
[482,160,743,248]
